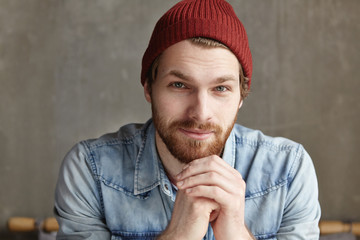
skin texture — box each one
[144,40,254,240]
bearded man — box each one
[54,0,321,239]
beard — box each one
[152,107,237,164]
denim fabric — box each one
[54,119,321,239]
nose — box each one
[187,90,212,122]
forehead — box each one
[157,40,240,81]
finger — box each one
[167,191,220,239]
[186,177,246,201]
[176,155,239,181]
[185,185,235,207]
[177,190,221,222]
[177,171,236,194]
[186,155,232,172]
[176,155,241,183]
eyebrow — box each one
[169,70,191,81]
[215,75,238,83]
[168,70,238,83]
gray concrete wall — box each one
[0,0,359,237]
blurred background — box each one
[0,0,359,239]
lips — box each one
[179,128,214,140]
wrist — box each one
[157,227,187,240]
[214,223,255,240]
[241,224,256,240]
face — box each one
[144,40,242,164]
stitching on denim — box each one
[135,182,160,195]
[245,178,288,199]
[287,144,303,185]
[97,175,156,200]
[254,233,277,239]
[255,234,277,240]
[229,131,236,167]
[235,136,295,152]
[87,134,137,150]
[111,230,161,237]
[234,134,297,199]
[81,141,107,217]
[86,126,146,151]
[134,131,148,195]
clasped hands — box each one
[159,155,254,240]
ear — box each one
[144,79,152,103]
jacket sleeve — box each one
[277,145,321,240]
[54,142,111,239]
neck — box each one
[155,131,185,184]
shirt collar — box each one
[222,129,236,168]
[133,120,161,195]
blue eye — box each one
[215,86,227,92]
[173,82,185,88]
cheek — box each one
[214,101,240,125]
[152,93,187,119]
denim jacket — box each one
[54,119,321,239]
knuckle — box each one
[186,161,198,171]
[184,176,193,185]
[209,155,217,161]
[233,171,243,181]
[207,159,217,169]
[212,187,221,196]
[208,172,217,181]
[236,180,246,194]
[183,189,194,199]
[191,159,200,166]
[236,174,243,182]
[183,164,193,174]
[241,180,246,189]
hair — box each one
[146,37,250,99]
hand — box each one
[158,189,220,240]
[175,155,254,240]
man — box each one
[54,0,321,239]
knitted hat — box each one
[141,0,252,87]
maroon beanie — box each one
[141,0,252,87]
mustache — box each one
[169,119,222,132]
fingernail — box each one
[177,181,184,187]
